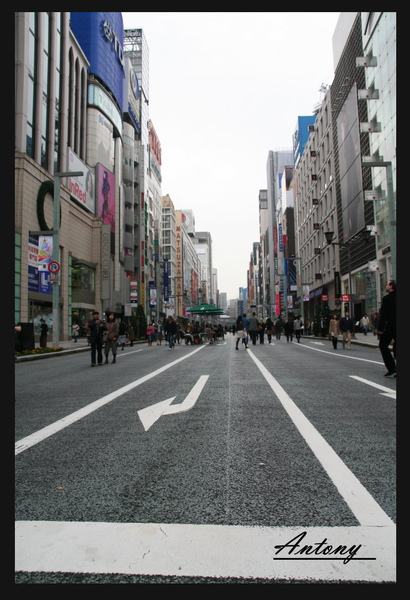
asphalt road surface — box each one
[15,334,396,584]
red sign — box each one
[48,260,61,273]
[322,294,328,301]
[341,294,350,301]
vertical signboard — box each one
[101,224,111,300]
[130,277,138,304]
[175,224,183,316]
[97,164,115,256]
[28,235,53,294]
[163,258,169,301]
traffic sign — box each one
[48,260,61,274]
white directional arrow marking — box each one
[349,375,396,399]
[138,375,209,431]
[311,341,325,346]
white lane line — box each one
[295,342,383,365]
[15,345,206,456]
[15,521,396,582]
[246,350,394,528]
[349,376,396,399]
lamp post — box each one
[52,171,83,347]
[324,229,372,321]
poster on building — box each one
[303,285,310,302]
[28,235,53,294]
[67,149,95,213]
[149,288,157,308]
[97,164,115,233]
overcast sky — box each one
[122,12,341,301]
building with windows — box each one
[15,12,96,341]
[15,12,157,343]
[293,12,395,326]
[265,149,294,319]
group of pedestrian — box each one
[85,280,396,378]
[235,312,304,349]
[328,311,355,349]
[326,280,397,378]
[86,311,135,366]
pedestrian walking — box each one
[258,319,266,343]
[147,321,155,346]
[39,319,48,348]
[87,310,105,366]
[284,317,294,342]
[377,280,396,377]
[248,312,259,345]
[127,322,135,346]
[328,314,341,349]
[71,322,79,342]
[118,320,128,350]
[165,315,177,349]
[265,317,273,344]
[360,314,370,335]
[235,314,247,349]
[275,317,283,340]
[340,311,354,349]
[104,312,119,363]
[156,320,164,345]
[293,316,302,342]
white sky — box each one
[122,12,341,301]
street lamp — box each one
[52,171,83,347]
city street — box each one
[15,333,396,584]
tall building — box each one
[192,230,214,305]
[15,12,96,342]
[293,12,396,325]
[265,149,294,318]
[294,88,337,324]
[123,28,162,318]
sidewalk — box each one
[16,332,380,362]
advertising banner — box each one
[67,149,95,213]
[97,164,116,234]
[163,259,169,301]
[28,235,53,295]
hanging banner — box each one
[163,259,169,301]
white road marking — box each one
[15,521,396,582]
[15,340,396,582]
[138,375,209,431]
[296,341,382,365]
[15,345,206,456]
[246,349,394,528]
[349,376,396,399]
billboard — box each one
[70,12,125,111]
[28,235,53,295]
[336,84,365,242]
[97,164,116,233]
[67,148,95,213]
[123,58,141,134]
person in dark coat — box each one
[87,310,105,366]
[377,280,396,376]
[39,319,48,348]
[340,311,354,349]
[165,316,177,349]
[284,317,294,342]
